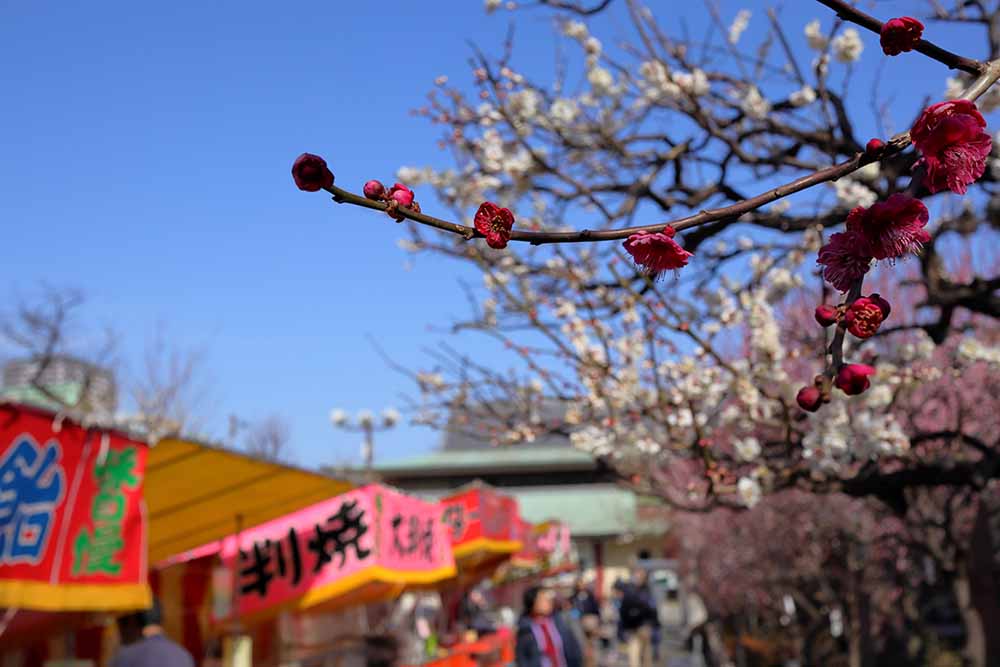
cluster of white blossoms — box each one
[737,476,763,507]
[804,19,827,51]
[832,28,864,63]
[638,60,710,102]
[834,178,878,209]
[739,86,772,120]
[728,9,751,45]
[789,85,817,107]
[957,338,1000,366]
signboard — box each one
[0,403,150,610]
[440,485,521,560]
[211,485,454,620]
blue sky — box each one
[0,1,989,467]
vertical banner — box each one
[0,404,150,611]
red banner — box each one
[441,486,521,562]
[0,404,150,611]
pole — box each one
[363,423,375,480]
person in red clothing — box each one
[515,586,582,667]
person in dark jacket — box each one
[617,572,659,667]
[112,599,194,667]
[516,586,583,667]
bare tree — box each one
[127,328,213,439]
[0,285,118,416]
[1,286,213,440]
[242,414,293,463]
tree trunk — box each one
[966,500,1000,667]
[953,569,986,667]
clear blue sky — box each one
[0,1,987,467]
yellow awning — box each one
[146,438,352,564]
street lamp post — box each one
[330,407,400,479]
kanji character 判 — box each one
[307,499,371,573]
[238,527,304,597]
[0,436,65,565]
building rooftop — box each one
[374,445,597,478]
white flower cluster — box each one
[957,338,1000,366]
[804,20,827,51]
[728,10,751,45]
[740,86,771,120]
[789,85,817,107]
[832,28,863,63]
[834,178,877,209]
[638,61,710,102]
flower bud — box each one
[389,183,415,207]
[835,364,877,395]
[814,305,839,327]
[865,138,885,155]
[363,179,386,200]
[796,386,823,412]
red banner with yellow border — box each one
[0,404,150,611]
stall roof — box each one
[146,438,352,564]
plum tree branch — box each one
[814,0,985,75]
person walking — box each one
[618,571,659,667]
[112,598,194,667]
[515,586,583,667]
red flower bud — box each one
[796,386,823,412]
[835,364,877,395]
[814,305,839,327]
[389,183,415,207]
[865,138,885,155]
[880,16,924,56]
[363,180,386,200]
[843,295,891,339]
[292,153,334,192]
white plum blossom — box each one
[587,66,615,95]
[356,410,375,428]
[737,477,762,507]
[728,10,751,45]
[834,178,877,209]
[508,89,542,121]
[549,98,580,125]
[381,408,401,427]
[957,338,1000,366]
[805,20,827,51]
[789,85,817,107]
[832,28,863,63]
[563,20,588,40]
[740,86,771,120]
[329,409,349,427]
[485,0,501,13]
[584,36,602,56]
[734,437,762,461]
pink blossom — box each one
[845,194,930,261]
[474,201,515,250]
[388,183,415,207]
[816,230,872,292]
[911,100,992,194]
[835,364,877,395]
[843,294,891,339]
[623,226,693,276]
[880,17,924,56]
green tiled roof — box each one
[375,446,596,476]
[510,484,640,537]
